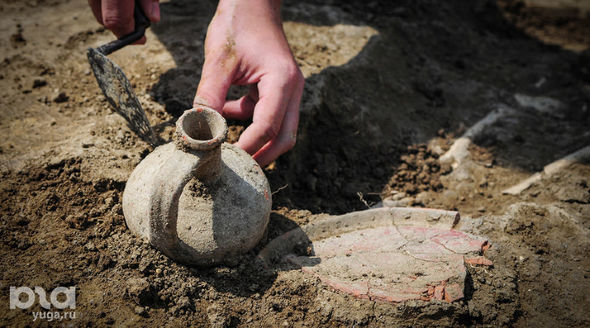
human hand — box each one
[194,0,304,167]
[88,0,161,43]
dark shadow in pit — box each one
[148,0,590,216]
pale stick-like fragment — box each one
[503,145,590,195]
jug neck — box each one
[174,106,228,184]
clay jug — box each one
[122,106,272,266]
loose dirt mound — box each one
[1,0,589,327]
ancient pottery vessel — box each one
[123,106,272,266]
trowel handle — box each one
[132,0,151,32]
[96,0,151,56]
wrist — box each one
[216,0,282,22]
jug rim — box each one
[175,106,228,151]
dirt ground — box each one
[1,0,589,327]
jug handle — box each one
[147,108,226,262]
[147,148,220,262]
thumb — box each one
[194,57,234,112]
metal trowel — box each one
[87,1,157,146]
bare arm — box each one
[195,0,303,167]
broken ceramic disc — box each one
[258,207,491,303]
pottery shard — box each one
[464,256,493,266]
[444,283,464,302]
[433,285,445,300]
[287,225,490,304]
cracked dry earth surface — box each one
[1,0,590,327]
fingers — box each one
[88,0,103,23]
[235,74,291,155]
[134,36,147,45]
[139,0,160,23]
[194,55,236,112]
[101,0,135,38]
[237,70,302,160]
[251,74,303,167]
[221,85,258,120]
[89,0,159,40]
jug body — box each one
[123,107,272,266]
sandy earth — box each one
[1,0,589,327]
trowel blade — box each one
[87,47,157,146]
